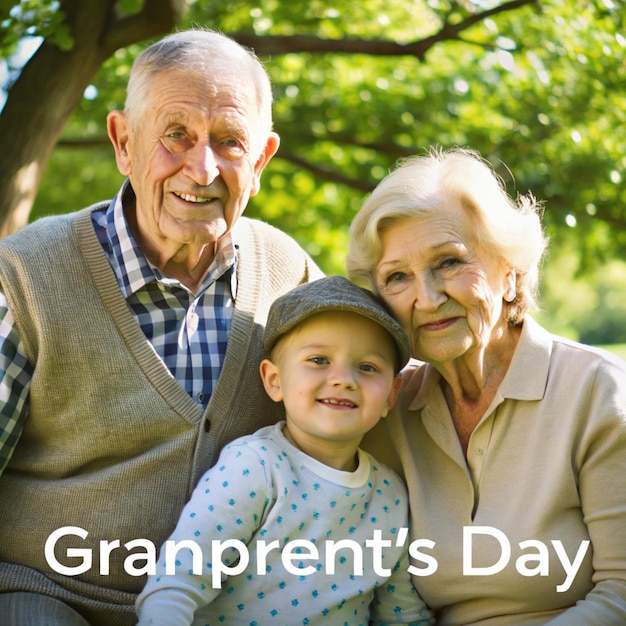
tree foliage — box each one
[0,0,72,59]
[2,0,626,340]
[0,0,186,235]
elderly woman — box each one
[348,147,626,625]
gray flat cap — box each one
[263,276,410,372]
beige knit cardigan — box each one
[0,205,322,625]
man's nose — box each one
[184,142,219,186]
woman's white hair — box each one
[346,147,548,323]
[124,29,274,153]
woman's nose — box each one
[413,275,447,312]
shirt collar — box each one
[105,180,238,298]
[498,315,552,401]
[408,316,552,411]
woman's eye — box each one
[386,271,407,285]
[379,270,410,295]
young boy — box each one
[135,276,433,626]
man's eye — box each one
[220,138,246,156]
[438,257,463,270]
[162,132,193,153]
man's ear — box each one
[250,132,280,197]
[107,110,132,176]
[259,358,283,403]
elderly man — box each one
[0,29,322,625]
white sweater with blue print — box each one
[136,422,433,626]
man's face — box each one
[109,68,278,252]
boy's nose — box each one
[328,363,357,389]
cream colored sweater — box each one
[362,317,626,625]
[0,206,322,625]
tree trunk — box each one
[0,0,185,237]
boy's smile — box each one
[260,310,401,470]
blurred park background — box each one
[1,0,625,358]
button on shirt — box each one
[0,182,236,472]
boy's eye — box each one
[309,356,330,365]
[359,363,378,373]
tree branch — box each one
[56,137,111,149]
[440,0,541,37]
[277,151,374,192]
[100,0,187,56]
[233,0,538,59]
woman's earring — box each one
[504,287,516,303]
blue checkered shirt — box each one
[0,182,236,472]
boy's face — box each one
[260,311,400,453]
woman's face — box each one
[373,209,513,366]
